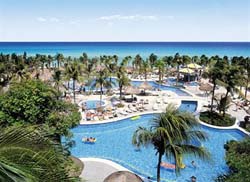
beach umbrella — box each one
[179,68,195,74]
[199,83,213,92]
[103,171,143,182]
[138,81,153,90]
[124,86,140,95]
[187,63,202,69]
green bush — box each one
[199,111,235,127]
[216,138,250,182]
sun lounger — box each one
[156,98,161,104]
[152,104,159,111]
[119,110,128,116]
[163,98,168,104]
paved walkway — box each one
[80,158,130,182]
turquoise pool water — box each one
[130,80,190,96]
[84,100,104,110]
[67,101,247,182]
[73,78,190,96]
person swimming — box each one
[191,161,197,168]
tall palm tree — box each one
[219,65,242,116]
[173,53,183,85]
[92,68,114,103]
[202,59,224,121]
[64,61,83,103]
[141,59,150,80]
[132,105,209,182]
[149,53,158,68]
[52,68,63,99]
[0,126,75,182]
[121,56,132,66]
[133,54,143,75]
[155,59,165,84]
[116,66,130,99]
[55,53,64,68]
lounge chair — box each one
[156,98,161,104]
[152,104,159,111]
[163,98,168,104]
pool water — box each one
[130,80,190,96]
[67,101,247,182]
[85,100,105,110]
[178,101,197,112]
[66,78,190,96]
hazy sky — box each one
[0,0,249,41]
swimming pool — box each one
[82,100,105,110]
[66,78,190,96]
[130,80,190,96]
[67,101,247,182]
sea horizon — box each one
[0,42,249,58]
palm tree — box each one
[0,126,76,182]
[155,59,165,83]
[202,59,224,121]
[92,68,114,103]
[133,54,143,75]
[132,105,209,182]
[64,61,83,103]
[219,65,242,116]
[149,53,158,68]
[52,68,63,99]
[116,66,130,99]
[121,56,132,66]
[55,53,64,68]
[141,59,150,80]
[173,53,183,85]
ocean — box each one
[0,42,249,58]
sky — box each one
[0,0,249,42]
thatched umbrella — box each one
[124,86,139,99]
[199,83,213,98]
[103,171,143,182]
[124,86,139,95]
[139,81,153,90]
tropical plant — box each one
[149,53,158,68]
[64,61,83,103]
[202,59,224,121]
[173,53,183,85]
[0,79,81,142]
[55,53,64,68]
[132,105,210,182]
[218,138,250,182]
[155,59,165,83]
[52,68,63,98]
[116,66,130,99]
[140,59,151,80]
[0,125,79,182]
[92,68,114,103]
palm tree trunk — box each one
[73,79,76,103]
[245,79,249,98]
[210,82,216,124]
[176,65,180,85]
[100,85,103,103]
[57,60,59,68]
[223,90,229,117]
[119,86,122,99]
[157,153,163,182]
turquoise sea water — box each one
[0,42,249,58]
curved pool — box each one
[83,100,105,110]
[67,101,247,182]
[70,78,190,96]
